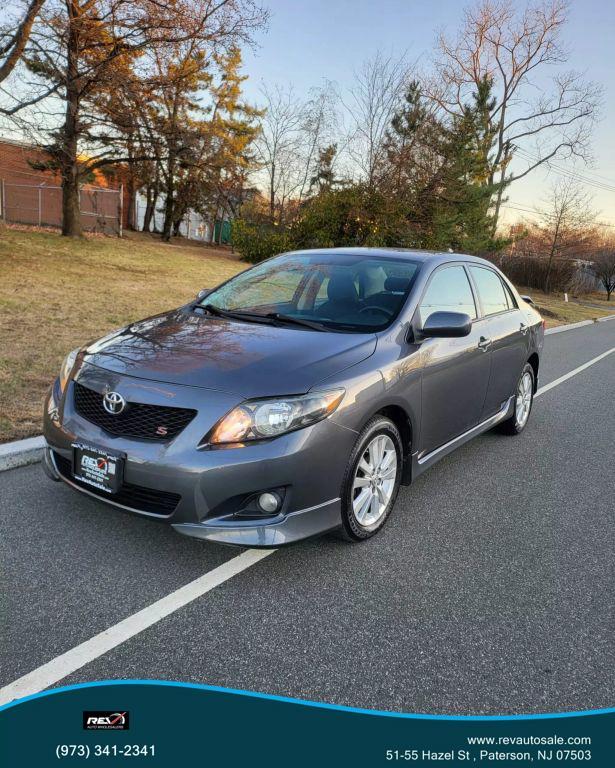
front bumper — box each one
[43,365,353,546]
[172,498,341,547]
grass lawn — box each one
[0,226,243,442]
[1,227,614,443]
[518,287,615,328]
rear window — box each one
[469,267,509,316]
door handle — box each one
[520,323,529,335]
[478,336,492,351]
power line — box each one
[515,148,615,188]
[515,148,615,195]
[501,201,615,229]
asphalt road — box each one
[1,321,614,715]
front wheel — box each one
[338,416,403,541]
[499,363,535,435]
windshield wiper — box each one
[265,313,327,332]
[198,303,232,317]
[199,304,275,325]
[199,304,329,331]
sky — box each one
[241,0,615,226]
[1,0,613,226]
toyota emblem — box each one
[103,391,126,415]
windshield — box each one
[200,252,421,332]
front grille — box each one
[53,451,181,516]
[73,382,196,441]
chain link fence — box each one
[0,181,122,235]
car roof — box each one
[283,247,496,268]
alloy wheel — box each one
[515,371,533,428]
[351,434,398,528]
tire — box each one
[499,362,535,435]
[337,415,403,542]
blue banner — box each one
[0,681,612,766]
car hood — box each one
[82,309,377,398]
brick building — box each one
[0,136,130,232]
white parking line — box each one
[0,548,274,707]
[2,345,614,708]
[535,347,615,398]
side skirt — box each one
[411,396,515,480]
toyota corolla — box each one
[43,248,544,546]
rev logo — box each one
[83,711,129,730]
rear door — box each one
[416,264,491,455]
[468,266,530,419]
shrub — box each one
[293,186,411,250]
[232,185,413,263]
[231,219,294,264]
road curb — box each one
[0,436,45,472]
[545,313,615,335]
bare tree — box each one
[535,178,596,292]
[295,83,338,203]
[343,52,410,187]
[253,83,305,222]
[592,248,615,301]
[426,0,602,232]
[0,0,45,88]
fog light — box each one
[258,492,281,514]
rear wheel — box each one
[499,363,535,435]
[338,416,403,541]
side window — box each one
[501,280,518,309]
[418,266,477,326]
[469,267,509,316]
[314,274,329,304]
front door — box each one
[416,264,491,455]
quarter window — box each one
[501,280,518,310]
[469,267,509,316]
[418,266,477,326]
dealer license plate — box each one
[72,443,124,494]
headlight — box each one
[59,348,80,392]
[208,389,345,445]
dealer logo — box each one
[83,711,130,730]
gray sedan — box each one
[43,248,544,546]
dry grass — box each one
[0,227,243,442]
[518,287,615,328]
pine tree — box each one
[431,76,507,253]
[206,46,262,237]
[382,80,432,196]
[170,45,262,242]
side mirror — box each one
[196,288,211,301]
[520,294,534,306]
[421,311,472,338]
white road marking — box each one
[0,548,274,707]
[535,347,615,398]
[2,344,614,707]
